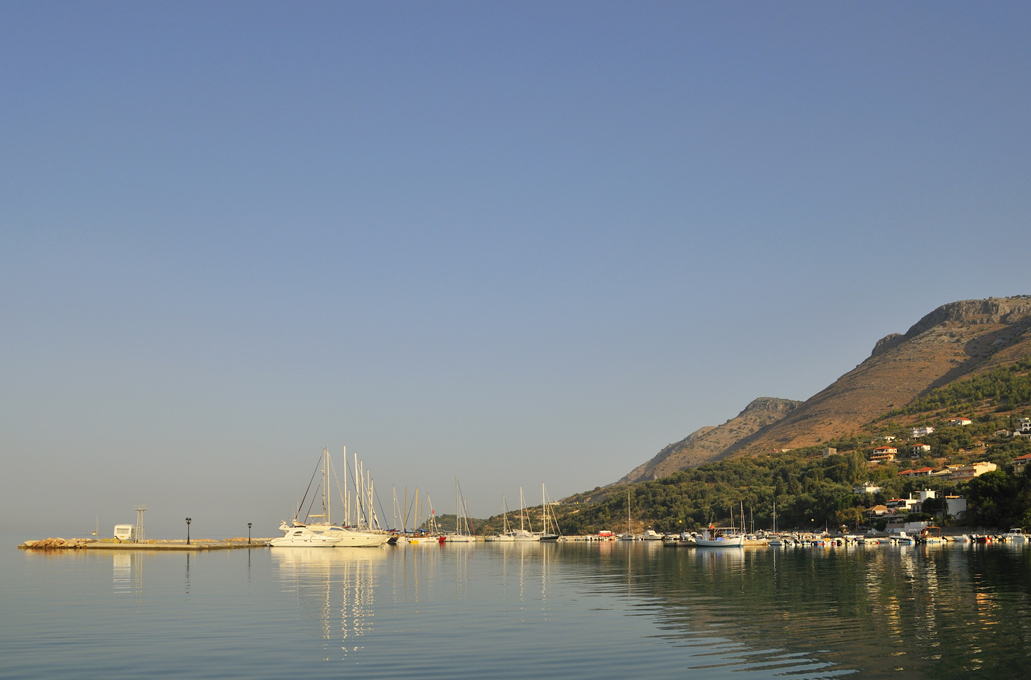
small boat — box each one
[920,526,946,544]
[642,529,663,541]
[1002,528,1027,542]
[695,526,744,548]
[894,531,915,546]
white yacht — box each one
[271,521,390,548]
[270,447,390,549]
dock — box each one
[19,538,270,551]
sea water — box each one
[3,536,1030,679]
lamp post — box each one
[186,517,192,545]
[247,522,252,545]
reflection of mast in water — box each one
[497,541,551,604]
[273,548,384,658]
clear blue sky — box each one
[3,3,1029,538]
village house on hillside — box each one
[1014,453,1031,475]
[1016,418,1031,436]
[911,426,935,438]
[949,461,998,482]
[910,443,932,457]
[870,446,897,463]
[949,418,973,426]
[853,482,882,494]
[899,467,935,477]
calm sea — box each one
[3,535,1030,679]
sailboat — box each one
[485,495,516,542]
[270,448,390,548]
[407,492,443,544]
[536,483,559,541]
[618,489,636,541]
[768,501,785,547]
[445,477,475,542]
[508,487,537,541]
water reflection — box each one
[272,547,386,659]
[548,542,1031,679]
[112,552,145,596]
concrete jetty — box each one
[19,537,269,551]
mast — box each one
[542,483,547,535]
[323,447,330,524]
[627,489,631,536]
[342,446,348,526]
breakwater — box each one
[19,537,269,551]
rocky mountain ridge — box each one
[620,296,1031,482]
[620,397,802,483]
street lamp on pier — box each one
[247,522,252,545]
[186,517,192,545]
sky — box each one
[3,3,1030,539]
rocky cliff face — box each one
[728,296,1031,457]
[619,397,802,483]
[619,296,1031,482]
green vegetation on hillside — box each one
[543,434,1031,536]
[885,356,1031,417]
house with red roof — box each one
[910,443,931,457]
[1014,453,1031,475]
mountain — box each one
[620,295,1031,481]
[619,397,802,483]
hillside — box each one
[620,397,801,483]
[730,296,1031,457]
[618,296,1031,482]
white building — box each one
[911,426,935,438]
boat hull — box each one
[695,537,745,547]
[270,524,391,548]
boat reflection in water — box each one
[273,547,387,656]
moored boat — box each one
[270,448,390,548]
[1002,528,1027,542]
[271,522,391,548]
[695,526,744,548]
